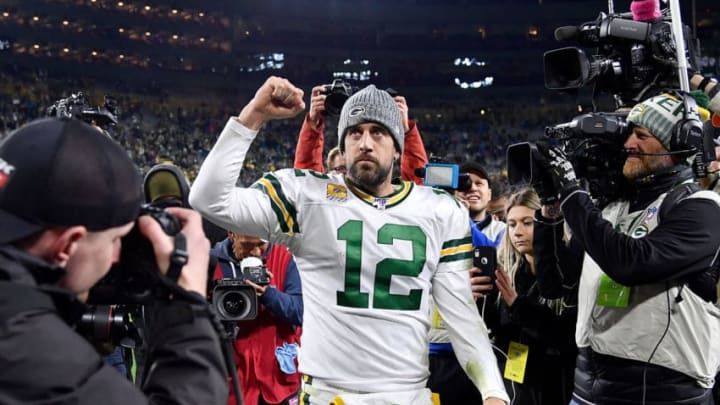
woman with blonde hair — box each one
[483,187,578,405]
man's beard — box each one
[349,160,391,190]
[622,155,671,180]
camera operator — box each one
[533,92,720,405]
[0,118,226,404]
[293,83,428,183]
[210,231,302,405]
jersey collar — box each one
[345,178,414,210]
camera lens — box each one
[217,290,252,319]
[76,305,127,344]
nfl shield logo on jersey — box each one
[327,184,348,202]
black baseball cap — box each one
[0,117,143,244]
[460,161,492,189]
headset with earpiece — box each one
[665,90,714,178]
[667,90,703,153]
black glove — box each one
[536,144,581,201]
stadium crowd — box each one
[0,65,571,184]
[3,22,720,403]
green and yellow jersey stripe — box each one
[440,236,473,263]
[252,173,299,234]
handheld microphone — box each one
[631,0,662,22]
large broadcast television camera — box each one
[544,8,699,109]
[509,2,707,207]
[47,92,118,128]
[507,113,631,207]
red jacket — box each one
[214,246,301,405]
[293,114,428,184]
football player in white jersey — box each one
[190,76,509,405]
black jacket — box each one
[483,259,578,405]
[534,167,720,404]
[0,246,228,405]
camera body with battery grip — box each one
[87,204,183,306]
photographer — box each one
[0,118,226,404]
[211,231,302,405]
[533,92,720,405]
[293,83,428,183]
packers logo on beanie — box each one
[337,85,404,153]
[627,93,688,151]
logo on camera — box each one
[241,256,271,286]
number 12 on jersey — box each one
[336,220,426,311]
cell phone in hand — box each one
[473,246,497,281]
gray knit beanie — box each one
[337,85,404,153]
[627,93,687,151]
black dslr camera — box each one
[47,92,118,128]
[87,204,182,305]
[322,79,354,116]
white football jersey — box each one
[252,168,474,390]
[190,119,508,401]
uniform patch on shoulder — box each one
[645,207,657,221]
[327,184,348,202]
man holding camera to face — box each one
[533,92,720,405]
[211,230,302,405]
[0,118,226,404]
[293,81,427,184]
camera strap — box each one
[165,232,188,282]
